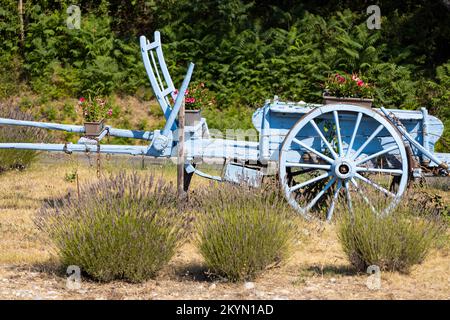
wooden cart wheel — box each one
[279,104,409,220]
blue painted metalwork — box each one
[185,163,222,181]
[223,162,263,187]
[380,107,448,169]
[0,30,448,219]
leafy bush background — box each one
[0,0,449,150]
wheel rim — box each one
[279,104,408,220]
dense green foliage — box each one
[0,1,449,148]
[36,172,190,282]
[195,183,297,281]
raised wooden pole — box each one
[177,98,185,199]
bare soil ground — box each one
[0,154,449,300]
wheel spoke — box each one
[333,111,343,157]
[326,180,342,221]
[289,172,330,192]
[309,119,339,159]
[351,124,384,160]
[291,138,334,164]
[356,167,403,175]
[346,112,363,157]
[305,177,335,211]
[351,178,378,215]
[288,168,317,176]
[355,173,396,197]
[344,180,353,212]
[355,145,398,166]
[285,162,331,170]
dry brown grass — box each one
[0,154,449,299]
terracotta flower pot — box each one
[84,119,105,137]
[323,94,374,108]
[185,110,202,126]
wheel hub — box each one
[333,159,355,180]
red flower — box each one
[335,74,345,83]
[107,109,113,117]
[357,80,364,87]
[78,97,85,104]
[186,97,196,104]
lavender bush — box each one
[37,172,190,282]
[195,182,297,281]
[337,190,445,273]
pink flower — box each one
[173,89,190,97]
[357,80,364,87]
[335,74,345,83]
[107,109,113,116]
[186,97,196,104]
[78,97,85,104]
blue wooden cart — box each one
[0,31,448,220]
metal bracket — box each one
[147,130,173,156]
[63,143,72,154]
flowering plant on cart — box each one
[323,73,375,99]
[173,82,216,110]
[78,96,113,122]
